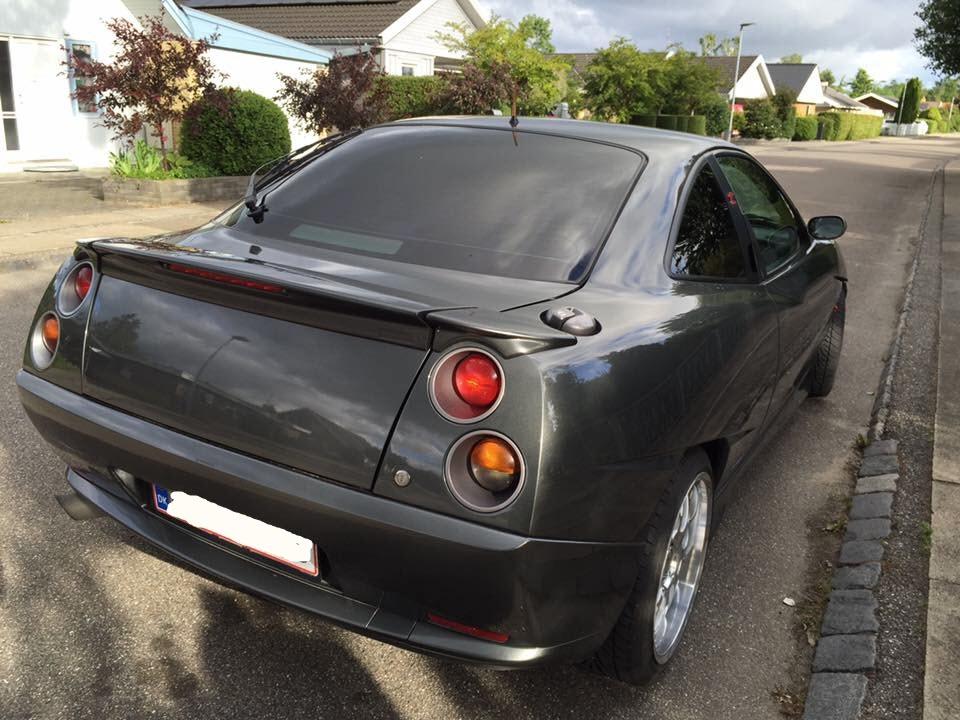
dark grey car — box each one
[18,118,847,684]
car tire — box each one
[809,292,846,398]
[589,450,713,685]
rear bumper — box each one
[18,370,639,668]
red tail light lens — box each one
[166,263,285,294]
[74,264,93,300]
[453,354,501,408]
[429,348,505,423]
[426,613,509,644]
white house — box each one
[1,0,330,171]
[765,63,826,116]
[185,0,487,77]
[702,54,776,101]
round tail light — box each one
[445,431,525,513]
[429,348,504,423]
[58,261,95,316]
[469,438,520,493]
[74,264,93,300]
[31,312,60,369]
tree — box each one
[820,68,837,87]
[698,33,739,57]
[915,0,960,77]
[65,15,219,169]
[848,68,875,97]
[582,38,664,121]
[276,50,390,134]
[875,79,906,101]
[929,76,959,102]
[439,15,569,115]
[659,52,723,115]
[440,61,514,114]
[901,77,923,123]
[780,53,803,63]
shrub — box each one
[793,116,818,141]
[630,114,658,127]
[699,93,730,136]
[818,112,841,140]
[675,116,690,133]
[656,115,678,131]
[847,114,883,140]
[732,112,746,133]
[742,99,782,139]
[817,112,882,141]
[688,115,707,136]
[779,106,797,139]
[181,88,291,176]
[921,108,944,134]
[110,139,215,179]
[901,78,922,123]
[380,76,446,120]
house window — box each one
[66,40,97,114]
[401,65,415,77]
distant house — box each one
[701,54,776,101]
[855,93,900,120]
[765,63,825,116]
[183,0,487,77]
[819,85,878,114]
[1,0,329,170]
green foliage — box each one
[182,88,291,176]
[902,78,923,123]
[818,112,840,140]
[630,114,658,127]
[771,89,797,138]
[687,115,707,136]
[793,116,818,141]
[656,115,678,131]
[733,112,746,132]
[928,77,959,102]
[921,106,944,122]
[779,107,797,139]
[780,53,803,63]
[820,68,837,88]
[583,38,662,121]
[439,61,513,114]
[875,79,906,103]
[698,33,739,57]
[439,14,569,115]
[700,93,730,136]
[379,76,445,119]
[659,52,723,115]
[110,139,214,179]
[848,68,875,97]
[741,99,782,139]
[817,112,882,141]
[675,116,690,132]
[915,0,960,77]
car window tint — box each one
[717,156,800,274]
[671,165,746,279]
[231,126,643,284]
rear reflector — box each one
[166,263,285,294]
[426,613,509,644]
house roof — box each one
[180,0,422,42]
[854,93,899,110]
[822,86,869,110]
[766,63,815,93]
[701,55,759,88]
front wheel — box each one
[590,451,713,685]
[809,291,846,397]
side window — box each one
[716,155,801,274]
[671,164,747,279]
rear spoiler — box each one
[86,239,577,355]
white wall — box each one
[207,47,321,149]
[385,0,476,67]
[732,61,771,100]
[796,69,826,105]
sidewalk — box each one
[925,159,960,719]
[0,202,230,264]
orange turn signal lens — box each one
[469,438,519,493]
[41,315,60,353]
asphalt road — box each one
[3,136,960,720]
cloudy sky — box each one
[476,0,936,84]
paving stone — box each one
[832,563,882,590]
[839,540,884,565]
[822,590,879,635]
[802,673,868,720]
[855,474,898,495]
[859,454,899,477]
[844,518,892,542]
[850,492,894,519]
[863,439,898,457]
[813,634,877,672]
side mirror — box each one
[808,216,846,241]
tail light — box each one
[57,261,95,316]
[444,431,524,513]
[165,263,285,294]
[31,312,59,369]
[429,348,504,423]
[426,613,509,644]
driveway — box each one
[3,136,959,720]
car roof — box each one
[388,116,734,162]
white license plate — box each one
[152,485,318,576]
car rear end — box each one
[18,121,647,665]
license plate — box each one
[152,485,318,576]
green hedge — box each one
[181,89,291,176]
[817,112,883,141]
[380,76,446,120]
[675,116,690,133]
[793,116,818,141]
[742,99,782,139]
[688,115,707,136]
[779,107,797,140]
[656,115,678,131]
[630,114,658,127]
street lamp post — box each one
[726,22,755,141]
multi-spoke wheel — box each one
[590,451,714,685]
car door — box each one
[714,153,841,418]
[666,157,780,479]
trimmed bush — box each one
[656,115,678,131]
[733,112,746,133]
[630,114,658,127]
[699,94,730,137]
[688,115,707,136]
[902,78,922,123]
[817,112,882,141]
[181,88,291,177]
[921,108,944,134]
[380,76,446,120]
[779,107,797,140]
[793,116,818,141]
[742,99,782,139]
[818,112,841,141]
[675,116,690,133]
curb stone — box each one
[804,440,898,718]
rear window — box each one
[229,125,644,283]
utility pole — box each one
[726,22,755,141]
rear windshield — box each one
[227,125,644,283]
